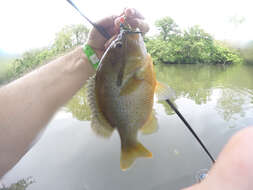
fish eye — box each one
[114,42,122,48]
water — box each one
[1,64,253,190]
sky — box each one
[0,0,252,54]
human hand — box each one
[182,127,253,190]
[87,8,149,59]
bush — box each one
[3,25,89,82]
[145,17,243,65]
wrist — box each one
[73,46,95,82]
[66,46,95,77]
[83,44,100,70]
[86,41,104,59]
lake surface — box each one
[1,64,253,190]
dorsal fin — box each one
[86,75,114,138]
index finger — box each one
[96,15,118,28]
[95,15,119,37]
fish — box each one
[86,26,174,170]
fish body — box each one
[87,28,172,170]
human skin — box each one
[0,8,148,178]
[182,127,253,190]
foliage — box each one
[10,48,54,79]
[53,24,89,53]
[0,17,247,84]
[65,86,91,121]
[146,17,243,65]
[0,177,34,190]
[1,24,89,83]
[0,58,16,85]
[228,15,245,28]
[155,16,181,41]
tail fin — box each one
[120,142,152,171]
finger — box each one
[126,18,150,34]
[115,16,149,34]
[96,15,118,28]
[114,16,123,29]
[93,15,118,37]
[124,8,144,19]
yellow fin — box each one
[141,110,158,135]
[135,63,148,80]
[155,81,176,101]
[120,142,152,171]
[120,61,152,96]
[86,75,114,138]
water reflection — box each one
[216,89,246,121]
[0,177,34,190]
[65,87,91,121]
[155,64,253,122]
[158,101,175,115]
[67,64,253,124]
[155,64,219,105]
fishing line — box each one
[66,0,111,40]
[66,0,215,164]
[166,99,216,164]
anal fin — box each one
[140,110,158,135]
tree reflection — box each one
[214,65,253,122]
[158,101,175,115]
[216,89,246,121]
[64,65,253,123]
[155,64,224,105]
[155,64,253,122]
[65,86,91,121]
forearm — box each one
[0,46,94,177]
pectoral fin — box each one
[120,57,154,96]
[86,75,114,138]
[119,76,142,96]
[155,81,176,101]
[141,110,158,135]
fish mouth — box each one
[114,23,142,49]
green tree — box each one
[155,17,180,41]
[229,15,245,29]
[181,25,214,64]
[146,17,243,65]
[4,24,89,82]
[53,24,89,53]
